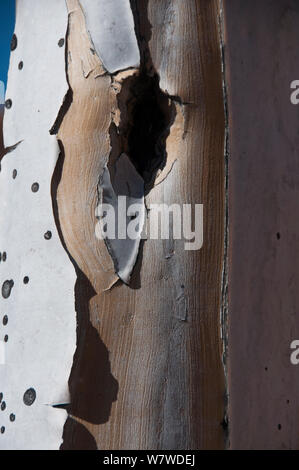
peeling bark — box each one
[2,0,226,450]
[56,0,118,292]
[0,0,76,450]
[57,0,226,450]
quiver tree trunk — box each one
[0,0,226,450]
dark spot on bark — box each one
[108,0,177,195]
[10,34,17,51]
[2,280,14,299]
[118,72,175,191]
[18,61,23,70]
[278,424,282,430]
[23,276,29,285]
[2,316,8,326]
[5,99,12,109]
[276,232,280,240]
[31,182,39,193]
[58,38,65,47]
[1,401,6,411]
[23,388,36,406]
[0,426,4,434]
[2,252,6,262]
[9,414,15,422]
[4,335,8,343]
[12,169,17,179]
[220,416,228,431]
[44,231,52,240]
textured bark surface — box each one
[4,0,299,450]
[58,0,226,450]
[224,0,299,450]
[57,0,118,292]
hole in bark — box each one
[23,388,36,406]
[44,231,52,240]
[2,252,6,262]
[2,280,14,299]
[12,169,17,179]
[31,182,39,193]
[98,0,179,286]
[108,0,177,194]
[5,99,12,109]
[9,414,15,422]
[110,74,175,192]
[126,73,175,190]
[18,61,23,70]
[23,276,29,284]
[10,34,17,51]
[0,426,5,434]
[2,316,8,326]
[1,401,6,411]
[4,335,8,343]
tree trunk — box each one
[1,0,226,450]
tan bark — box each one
[58,0,226,450]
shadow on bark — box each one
[69,267,118,425]
[51,144,119,449]
[61,417,97,450]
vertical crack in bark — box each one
[219,0,230,448]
